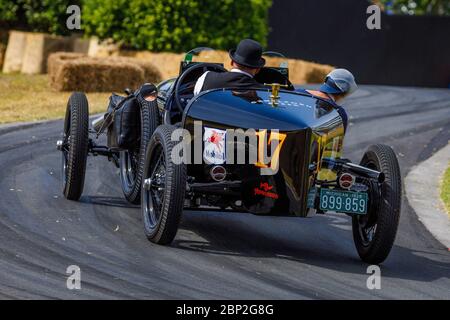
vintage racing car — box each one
[57,48,401,264]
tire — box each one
[141,125,187,244]
[352,144,402,264]
[119,99,159,204]
[62,92,89,201]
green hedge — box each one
[379,0,449,16]
[82,0,272,52]
[0,0,81,35]
[0,0,272,52]
[0,0,18,22]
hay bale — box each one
[108,56,162,83]
[48,52,86,87]
[117,50,334,84]
[0,43,5,70]
[51,57,145,92]
[197,50,229,64]
[0,30,7,70]
[261,55,333,84]
[120,50,225,79]
[120,50,183,79]
[303,64,334,84]
[87,38,120,57]
[21,32,72,74]
[2,31,90,74]
[48,53,161,92]
[2,31,27,73]
[0,30,8,43]
[72,37,91,54]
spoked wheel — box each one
[61,136,69,187]
[119,99,159,204]
[143,144,166,229]
[142,125,186,245]
[120,149,138,194]
[352,144,402,264]
[61,92,89,201]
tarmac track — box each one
[0,85,449,299]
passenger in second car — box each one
[299,68,358,132]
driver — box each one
[193,39,267,95]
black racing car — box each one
[57,48,401,264]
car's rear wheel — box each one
[352,144,402,264]
[62,92,89,201]
[141,125,186,245]
[119,99,159,204]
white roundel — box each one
[203,127,226,164]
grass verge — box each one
[441,164,450,216]
[0,73,110,124]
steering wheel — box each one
[174,63,227,113]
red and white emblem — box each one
[203,127,226,164]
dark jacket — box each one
[201,71,265,91]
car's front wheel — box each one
[352,144,402,264]
[141,125,186,245]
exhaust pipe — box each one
[321,158,385,183]
[341,162,384,183]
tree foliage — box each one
[82,0,273,52]
[378,0,449,16]
[0,0,272,51]
[0,0,81,34]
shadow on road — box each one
[173,210,450,283]
[80,195,140,209]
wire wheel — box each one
[143,144,166,229]
[141,125,186,245]
[61,92,89,201]
[352,144,402,264]
[61,133,69,189]
[119,98,159,204]
[120,150,138,190]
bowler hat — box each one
[229,39,266,69]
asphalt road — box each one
[0,85,449,299]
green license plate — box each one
[319,189,368,215]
